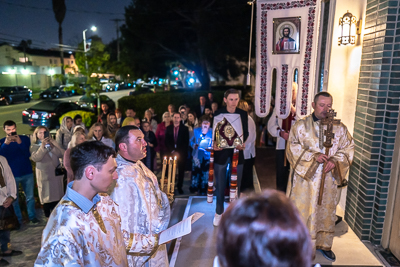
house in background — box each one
[0,43,79,89]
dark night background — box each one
[0,0,131,49]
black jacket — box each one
[165,123,189,159]
[194,104,211,119]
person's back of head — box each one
[217,190,312,267]
[70,141,116,180]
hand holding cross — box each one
[318,109,341,205]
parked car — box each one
[119,82,136,90]
[102,83,119,92]
[76,94,116,114]
[22,100,83,129]
[39,86,69,99]
[0,86,32,105]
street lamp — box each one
[83,26,97,72]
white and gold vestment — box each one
[286,114,354,250]
[111,155,170,267]
[35,191,128,266]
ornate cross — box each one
[320,109,341,148]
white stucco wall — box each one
[327,0,367,135]
[326,0,367,210]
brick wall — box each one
[345,0,400,244]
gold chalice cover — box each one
[215,118,242,148]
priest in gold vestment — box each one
[286,92,354,261]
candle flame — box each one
[164,156,167,160]
[174,156,177,160]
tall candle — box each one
[171,156,177,194]
[160,157,167,192]
[167,157,172,193]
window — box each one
[19,57,28,63]
[54,59,58,64]
[49,59,53,64]
[71,60,74,64]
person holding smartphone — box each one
[0,120,39,225]
[30,126,65,218]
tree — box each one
[75,36,110,115]
[52,0,67,76]
[19,40,32,69]
[121,0,251,89]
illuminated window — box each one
[19,57,28,63]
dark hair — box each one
[217,190,313,267]
[73,114,82,124]
[314,91,332,103]
[126,107,135,112]
[70,141,116,180]
[224,88,240,99]
[172,112,181,118]
[199,115,211,124]
[283,27,291,34]
[3,120,16,129]
[115,125,140,152]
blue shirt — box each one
[0,135,32,177]
[64,181,101,213]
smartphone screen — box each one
[10,132,17,136]
[44,131,50,139]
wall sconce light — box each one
[338,11,359,45]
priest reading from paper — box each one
[286,92,354,262]
[110,125,170,267]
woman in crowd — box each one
[64,131,86,183]
[107,112,119,138]
[155,112,172,162]
[73,114,87,133]
[87,122,115,149]
[215,190,313,267]
[189,115,212,195]
[115,108,125,127]
[186,111,199,134]
[141,121,158,171]
[30,126,65,218]
[143,109,158,133]
[56,116,74,150]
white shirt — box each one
[0,156,17,206]
[244,116,256,159]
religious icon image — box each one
[273,17,301,54]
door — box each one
[389,172,400,260]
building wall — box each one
[344,0,400,244]
[326,0,367,210]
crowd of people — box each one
[0,89,353,266]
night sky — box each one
[0,0,132,50]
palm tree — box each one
[52,0,66,76]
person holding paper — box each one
[111,125,170,267]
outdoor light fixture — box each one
[91,26,97,32]
[338,11,358,46]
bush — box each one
[118,89,232,121]
[59,110,96,127]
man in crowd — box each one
[268,82,297,193]
[212,89,248,226]
[35,141,128,266]
[286,91,354,261]
[125,108,136,119]
[98,103,111,126]
[0,120,38,225]
[0,155,22,265]
[111,126,170,266]
[165,112,189,194]
[195,96,210,119]
[167,104,175,117]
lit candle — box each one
[171,156,177,194]
[160,157,167,192]
[167,157,172,193]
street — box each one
[0,90,130,139]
